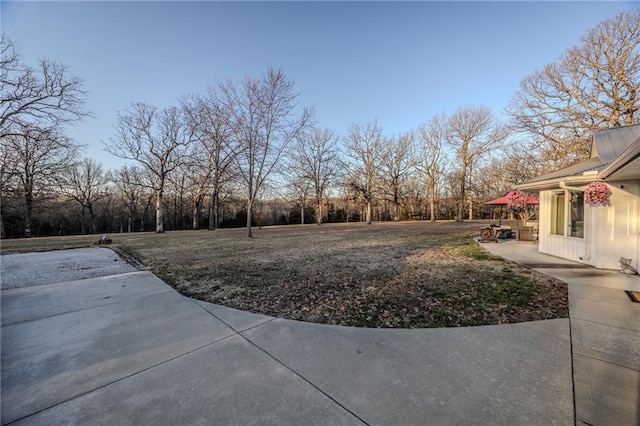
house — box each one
[516,124,640,272]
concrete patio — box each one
[481,239,640,426]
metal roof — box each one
[519,124,640,190]
[591,124,640,163]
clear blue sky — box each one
[2,1,636,169]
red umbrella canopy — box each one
[484,194,539,205]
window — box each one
[550,190,584,238]
[550,191,565,235]
[570,191,584,238]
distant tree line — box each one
[2,10,639,238]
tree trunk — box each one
[210,191,220,231]
[24,187,33,237]
[456,156,468,222]
[429,196,436,222]
[80,206,87,234]
[192,201,200,230]
[155,189,164,233]
[88,203,97,234]
[246,199,253,238]
[456,190,465,222]
[300,202,304,225]
[316,199,323,225]
[366,199,372,225]
[208,192,218,231]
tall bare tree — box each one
[1,35,87,236]
[111,164,148,233]
[59,158,109,234]
[380,132,415,221]
[184,90,238,230]
[106,103,196,233]
[447,105,509,222]
[287,176,313,224]
[343,120,386,225]
[506,9,640,169]
[0,34,88,138]
[1,124,78,236]
[221,68,312,237]
[416,114,449,222]
[289,128,340,225]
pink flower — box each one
[584,181,612,207]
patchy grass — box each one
[1,221,569,328]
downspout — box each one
[559,181,591,262]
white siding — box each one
[591,180,640,270]
[539,181,640,270]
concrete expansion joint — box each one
[191,301,370,425]
[575,353,640,372]
[573,317,640,334]
[569,317,578,425]
[2,333,238,426]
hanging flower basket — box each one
[584,181,612,207]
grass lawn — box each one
[0,220,568,328]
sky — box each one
[2,1,637,170]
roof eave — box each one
[599,136,640,180]
[516,174,598,192]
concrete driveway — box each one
[1,247,573,425]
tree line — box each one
[1,10,639,238]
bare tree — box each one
[380,132,415,221]
[287,176,313,224]
[506,10,640,168]
[111,164,148,233]
[416,114,450,222]
[0,34,88,138]
[289,128,340,225]
[343,120,386,225]
[184,90,238,230]
[221,68,313,237]
[447,105,509,222]
[59,158,109,234]
[166,165,190,230]
[1,124,78,236]
[105,103,196,233]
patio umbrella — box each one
[484,194,539,225]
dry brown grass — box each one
[1,220,569,328]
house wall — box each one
[591,180,640,270]
[539,181,640,270]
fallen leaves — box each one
[130,221,569,328]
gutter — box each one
[559,181,587,191]
[516,175,596,192]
